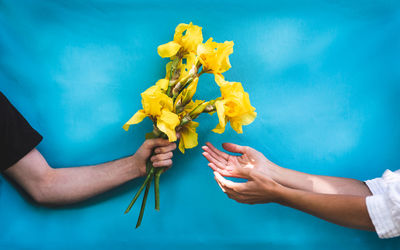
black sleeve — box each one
[0,92,43,171]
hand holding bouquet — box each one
[123,22,256,228]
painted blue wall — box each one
[1,0,400,249]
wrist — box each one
[273,185,294,205]
[127,155,145,179]
[268,163,282,183]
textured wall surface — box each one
[1,0,400,249]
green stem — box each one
[124,167,154,214]
[135,172,154,228]
[154,168,163,211]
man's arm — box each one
[4,138,176,205]
[202,142,372,196]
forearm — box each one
[270,165,372,196]
[36,156,142,205]
[277,187,375,231]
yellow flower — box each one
[178,121,199,153]
[197,38,234,74]
[157,22,203,58]
[123,85,174,131]
[180,53,197,80]
[122,110,147,131]
[174,77,199,112]
[141,85,173,116]
[178,99,205,118]
[155,78,169,91]
[157,109,180,142]
[212,76,256,134]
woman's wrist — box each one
[268,163,283,183]
[273,185,296,206]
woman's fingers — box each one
[208,163,236,177]
[222,143,247,154]
[214,172,243,192]
[206,142,230,160]
[202,151,226,170]
[203,145,228,164]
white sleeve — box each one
[365,169,400,239]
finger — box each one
[145,138,171,149]
[214,174,226,192]
[154,143,177,154]
[208,163,236,177]
[205,142,230,161]
[202,145,227,164]
[202,152,226,170]
[222,143,247,154]
[153,159,173,168]
[214,172,243,192]
[151,152,173,162]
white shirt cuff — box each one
[365,178,386,195]
[366,195,400,239]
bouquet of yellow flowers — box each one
[123,22,256,228]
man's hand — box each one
[133,138,177,177]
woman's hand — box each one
[202,142,277,179]
[213,171,283,204]
[202,142,283,204]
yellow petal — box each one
[183,77,198,104]
[123,110,147,131]
[230,120,243,134]
[179,121,199,153]
[212,122,226,134]
[181,23,203,53]
[239,110,257,126]
[156,79,169,91]
[157,109,180,142]
[215,100,226,128]
[165,61,172,79]
[174,23,189,42]
[182,121,199,148]
[218,41,234,73]
[157,41,181,58]
[178,138,185,153]
[214,73,226,87]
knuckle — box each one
[144,140,152,148]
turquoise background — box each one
[1,0,400,249]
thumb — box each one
[222,143,247,154]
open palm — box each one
[202,142,273,179]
